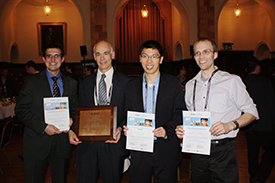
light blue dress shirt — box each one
[46,70,63,96]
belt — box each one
[211,138,234,146]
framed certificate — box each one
[74,105,117,141]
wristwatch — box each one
[233,120,239,130]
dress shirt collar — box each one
[194,66,220,83]
[97,67,114,83]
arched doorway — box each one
[255,43,270,60]
[175,42,182,60]
[10,43,19,63]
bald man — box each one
[69,41,131,183]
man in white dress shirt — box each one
[176,37,259,183]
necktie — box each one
[52,77,61,97]
[98,74,107,105]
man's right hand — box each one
[175,125,185,139]
[44,124,61,136]
[123,125,128,136]
[68,130,82,145]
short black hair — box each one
[245,57,259,73]
[139,40,163,57]
[26,60,38,70]
[43,43,64,58]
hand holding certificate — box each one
[44,97,70,131]
[126,111,155,153]
[182,111,211,155]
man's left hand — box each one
[153,127,166,138]
[210,121,235,136]
[106,127,122,143]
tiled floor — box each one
[0,126,274,183]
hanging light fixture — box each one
[44,0,51,16]
[234,0,241,18]
[141,4,148,18]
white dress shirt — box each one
[185,68,259,140]
[94,67,114,105]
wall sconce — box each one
[44,0,51,16]
[234,0,241,18]
[141,5,148,18]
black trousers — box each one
[191,139,238,183]
[76,141,125,183]
[24,139,70,183]
[245,131,275,182]
[129,144,178,183]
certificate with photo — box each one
[182,111,211,155]
[126,111,155,153]
[44,97,70,131]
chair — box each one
[0,116,14,174]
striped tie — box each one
[52,77,61,97]
[98,74,107,105]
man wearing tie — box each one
[15,44,78,183]
[69,40,130,183]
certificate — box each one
[126,111,155,153]
[182,111,211,155]
[74,105,117,141]
[44,97,70,131]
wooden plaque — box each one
[74,105,117,141]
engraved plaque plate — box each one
[75,105,117,141]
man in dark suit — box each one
[0,68,16,97]
[69,40,130,183]
[15,44,78,183]
[244,57,275,183]
[123,40,184,183]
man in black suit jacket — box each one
[15,44,78,183]
[0,68,16,97]
[123,40,184,183]
[69,41,130,183]
[244,57,275,183]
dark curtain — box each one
[115,0,171,63]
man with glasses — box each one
[69,40,130,183]
[175,37,258,182]
[123,40,185,183]
[15,43,78,183]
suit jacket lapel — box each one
[111,71,123,105]
[62,74,68,97]
[136,76,144,112]
[39,70,52,96]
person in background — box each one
[15,43,78,183]
[123,40,184,183]
[62,63,79,82]
[243,57,275,183]
[177,65,187,90]
[69,40,130,183]
[0,68,16,97]
[176,37,258,183]
[25,60,40,75]
[83,65,94,77]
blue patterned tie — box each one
[51,77,60,97]
[98,74,107,105]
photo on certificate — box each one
[182,111,211,155]
[44,97,70,131]
[126,111,155,153]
